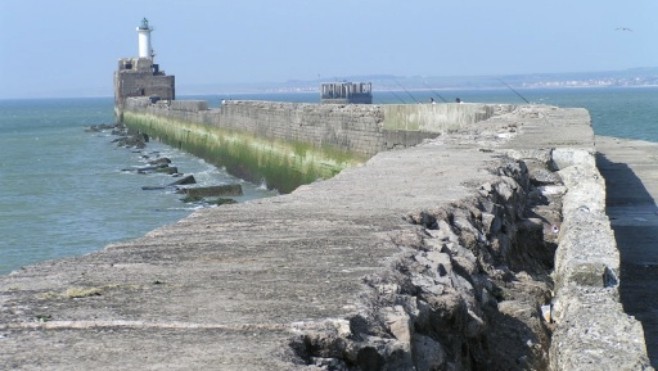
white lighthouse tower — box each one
[137,18,154,59]
[115,17,175,115]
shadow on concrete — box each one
[596,153,658,367]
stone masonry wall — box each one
[114,73,175,113]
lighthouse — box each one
[114,18,175,117]
[137,17,154,59]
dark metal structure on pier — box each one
[321,82,373,104]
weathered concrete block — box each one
[550,287,651,370]
[177,184,243,198]
[551,148,595,170]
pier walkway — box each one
[596,136,658,367]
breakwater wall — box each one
[118,100,650,368]
[121,98,514,192]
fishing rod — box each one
[395,80,420,103]
[498,79,530,104]
[422,81,448,103]
[372,93,387,105]
[388,89,407,104]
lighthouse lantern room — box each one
[137,17,154,59]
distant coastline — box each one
[238,84,658,95]
[4,83,657,102]
[3,67,657,100]
[175,66,658,96]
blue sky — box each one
[1,0,656,98]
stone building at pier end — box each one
[114,18,175,117]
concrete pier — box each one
[596,136,658,368]
[0,106,651,369]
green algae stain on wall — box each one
[122,112,363,193]
[381,104,511,133]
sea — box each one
[1,87,657,275]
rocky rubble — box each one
[85,122,242,205]
[289,152,563,370]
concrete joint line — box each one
[0,320,290,332]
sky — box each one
[1,0,657,98]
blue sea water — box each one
[0,97,277,275]
[1,87,657,275]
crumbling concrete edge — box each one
[287,154,557,370]
[549,148,653,370]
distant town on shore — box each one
[178,67,658,95]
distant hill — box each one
[177,67,658,95]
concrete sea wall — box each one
[121,98,513,192]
